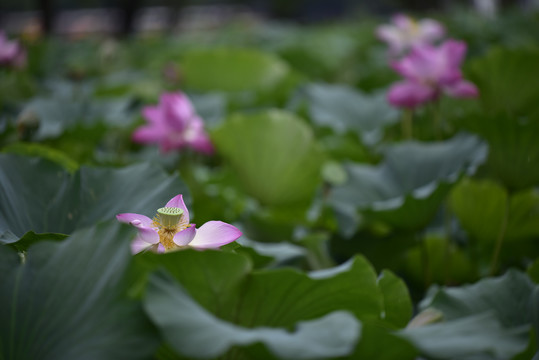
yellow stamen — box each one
[158,228,177,251]
[152,207,192,252]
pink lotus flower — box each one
[387,39,479,109]
[376,14,445,55]
[133,92,214,154]
[0,31,26,69]
[117,194,242,254]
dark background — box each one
[0,0,530,35]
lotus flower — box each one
[387,39,479,109]
[117,194,242,254]
[376,14,445,55]
[0,31,26,69]
[133,92,214,154]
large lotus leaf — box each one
[328,133,488,234]
[329,230,420,276]
[528,258,539,284]
[457,110,539,191]
[0,154,189,239]
[423,270,534,327]
[0,71,36,109]
[6,231,68,252]
[2,142,79,173]
[236,235,307,268]
[277,29,357,80]
[401,312,529,360]
[449,178,507,242]
[250,256,382,326]
[288,83,398,145]
[180,48,290,93]
[0,221,158,360]
[352,322,417,360]
[138,251,385,324]
[94,70,163,102]
[445,9,539,54]
[211,110,324,206]
[402,235,477,289]
[507,190,539,240]
[19,95,135,140]
[189,93,227,129]
[450,178,539,243]
[532,288,539,356]
[468,47,539,115]
[39,39,107,79]
[400,270,534,359]
[145,271,361,360]
[137,250,412,358]
[135,248,252,318]
[377,269,413,329]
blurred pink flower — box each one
[117,194,242,254]
[0,31,26,69]
[133,92,214,154]
[376,14,445,55]
[387,39,479,109]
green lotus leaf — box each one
[328,133,488,235]
[145,271,360,360]
[450,178,539,243]
[3,231,68,252]
[449,178,507,242]
[400,270,535,359]
[212,110,324,206]
[353,322,417,360]
[423,270,534,326]
[181,48,290,93]
[0,71,36,109]
[532,288,539,354]
[137,249,412,358]
[507,190,539,240]
[288,83,398,145]
[0,221,158,360]
[189,93,227,129]
[402,235,477,288]
[468,47,539,116]
[528,258,539,284]
[236,235,307,267]
[18,95,135,140]
[94,70,163,101]
[457,111,539,191]
[401,312,529,360]
[2,142,79,173]
[277,29,357,80]
[138,251,384,324]
[0,154,189,239]
[377,270,413,329]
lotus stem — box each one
[402,109,413,139]
[433,101,442,140]
[421,235,432,288]
[443,203,453,285]
[489,198,510,275]
[304,233,335,270]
